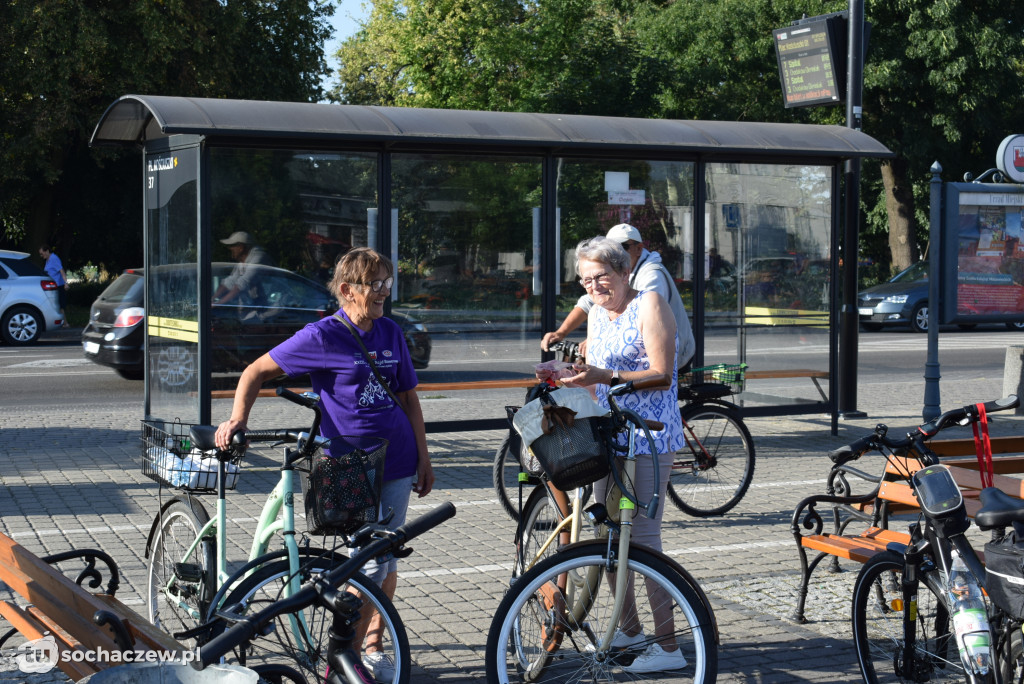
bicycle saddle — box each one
[975,487,1024,530]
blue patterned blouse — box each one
[588,290,685,455]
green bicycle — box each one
[143,387,409,682]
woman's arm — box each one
[215,353,284,448]
[398,388,434,497]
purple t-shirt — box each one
[269,311,419,481]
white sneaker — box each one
[623,642,688,673]
[362,651,396,682]
[585,629,646,652]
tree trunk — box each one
[881,158,917,274]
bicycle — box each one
[87,504,457,684]
[485,375,719,683]
[143,387,408,682]
[493,340,755,520]
[841,395,1024,683]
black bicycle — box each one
[493,341,755,520]
[841,396,1024,683]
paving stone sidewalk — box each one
[0,369,1018,682]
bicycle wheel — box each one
[219,555,411,684]
[516,485,569,576]
[486,540,717,683]
[495,434,527,523]
[852,550,958,683]
[147,498,215,645]
[669,403,755,517]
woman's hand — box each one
[413,456,434,498]
[563,363,612,387]
[215,418,246,450]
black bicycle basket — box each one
[527,414,615,490]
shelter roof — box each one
[91,95,892,159]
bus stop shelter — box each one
[91,95,892,431]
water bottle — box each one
[947,548,991,675]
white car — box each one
[0,249,64,345]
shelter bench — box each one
[790,435,1024,623]
[0,531,185,680]
[213,368,830,399]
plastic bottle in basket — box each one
[947,548,991,674]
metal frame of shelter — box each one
[91,94,893,431]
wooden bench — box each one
[790,435,1024,623]
[744,368,829,401]
[0,532,185,680]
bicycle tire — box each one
[515,485,568,577]
[668,403,755,517]
[219,556,411,684]
[996,616,1024,683]
[494,435,525,523]
[486,540,718,683]
[147,498,215,646]
[852,550,959,683]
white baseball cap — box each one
[606,224,642,244]
[220,231,254,246]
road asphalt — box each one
[1,333,1020,682]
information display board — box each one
[940,183,1024,325]
[773,17,844,108]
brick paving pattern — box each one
[0,368,1019,682]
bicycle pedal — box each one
[173,562,204,583]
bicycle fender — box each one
[884,541,908,555]
[556,539,721,645]
[144,495,209,560]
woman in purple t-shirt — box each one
[215,247,433,680]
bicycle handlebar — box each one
[196,502,457,669]
[547,340,584,363]
[828,395,1019,466]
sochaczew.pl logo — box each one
[13,634,196,674]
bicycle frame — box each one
[522,394,661,657]
[156,439,321,656]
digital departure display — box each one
[773,18,843,109]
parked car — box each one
[858,261,1024,333]
[83,265,431,385]
[0,249,63,345]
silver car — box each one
[0,250,64,345]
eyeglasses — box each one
[355,277,394,292]
[622,241,640,249]
[578,272,612,288]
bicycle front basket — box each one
[299,436,387,536]
[141,419,241,493]
[527,415,614,491]
[681,363,747,394]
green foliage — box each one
[0,0,334,274]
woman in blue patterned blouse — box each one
[562,236,686,673]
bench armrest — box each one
[41,549,121,596]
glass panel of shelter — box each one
[145,146,200,421]
[705,162,832,406]
[391,153,544,381]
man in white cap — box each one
[541,223,695,371]
[212,231,275,305]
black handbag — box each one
[303,437,387,535]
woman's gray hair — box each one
[575,236,630,276]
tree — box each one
[332,0,665,117]
[0,0,334,274]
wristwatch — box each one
[610,371,620,386]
